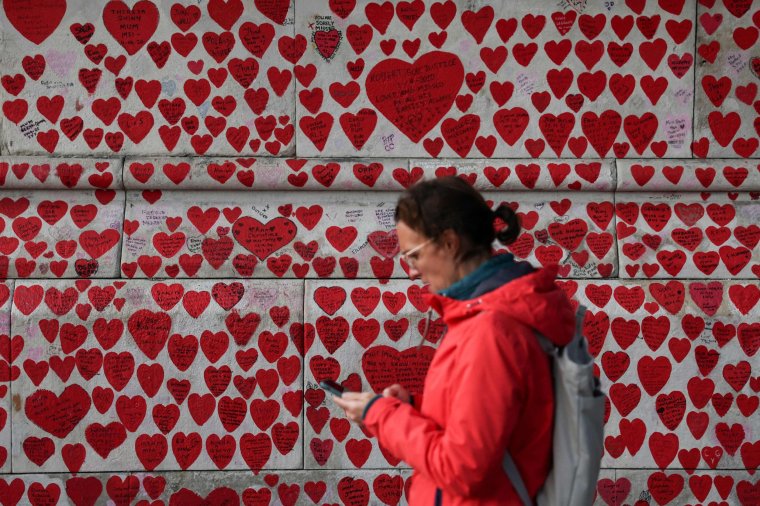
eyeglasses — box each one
[399,239,434,269]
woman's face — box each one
[396,220,458,293]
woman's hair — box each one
[394,176,521,260]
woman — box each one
[333,176,577,505]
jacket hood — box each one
[425,264,576,347]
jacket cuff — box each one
[362,394,384,421]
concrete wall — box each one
[0,0,758,504]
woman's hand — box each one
[332,391,377,424]
[383,383,410,403]
[332,384,411,424]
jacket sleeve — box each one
[410,393,423,410]
[363,314,531,496]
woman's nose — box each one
[407,266,421,280]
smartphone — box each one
[319,380,345,397]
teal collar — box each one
[438,254,515,301]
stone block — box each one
[10,279,303,473]
[120,189,401,279]
[122,156,616,191]
[0,189,124,278]
[295,0,695,158]
[121,188,617,279]
[410,158,615,191]
[0,0,296,156]
[123,156,410,191]
[615,192,759,278]
[694,1,760,158]
[0,473,140,505]
[565,279,760,471]
[128,470,406,505]
[0,157,121,189]
[617,159,760,191]
[605,470,759,506]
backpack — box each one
[502,305,606,506]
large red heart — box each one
[366,51,464,143]
[103,0,159,55]
[596,478,631,505]
[127,309,172,360]
[361,345,435,393]
[65,477,102,505]
[25,384,91,438]
[4,0,66,44]
[314,29,341,60]
[85,421,127,458]
[240,432,272,473]
[254,0,289,24]
[338,477,371,505]
[232,217,297,260]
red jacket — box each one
[363,265,576,505]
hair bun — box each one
[493,204,521,245]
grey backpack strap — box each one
[502,453,533,506]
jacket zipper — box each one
[430,301,481,505]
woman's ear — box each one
[439,229,460,256]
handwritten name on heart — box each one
[4,0,67,45]
[103,0,159,56]
[127,309,172,360]
[366,51,464,143]
[232,217,297,260]
[361,345,434,393]
[25,384,91,438]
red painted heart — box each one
[4,0,66,44]
[366,51,464,143]
[103,0,160,56]
[25,384,91,438]
[232,217,297,260]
